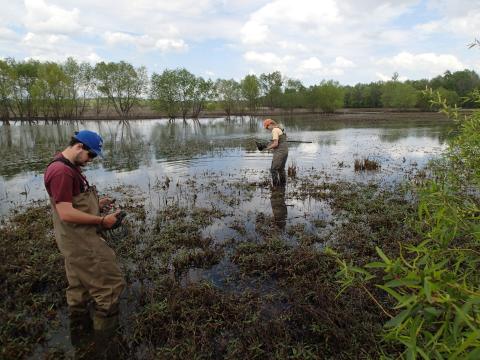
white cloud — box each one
[300,57,323,71]
[21,32,101,63]
[241,0,342,46]
[23,0,82,34]
[334,56,355,68]
[104,31,137,46]
[417,1,480,37]
[155,39,187,52]
[294,56,352,80]
[376,52,465,78]
[0,27,19,42]
[414,21,441,34]
[241,20,269,45]
[103,31,187,52]
[243,51,293,72]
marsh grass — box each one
[354,158,381,171]
[0,204,65,359]
[287,162,297,178]
[1,170,422,359]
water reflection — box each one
[103,121,149,172]
[378,126,450,143]
[270,187,287,229]
[0,115,453,216]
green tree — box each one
[94,61,147,118]
[443,69,480,97]
[281,78,306,113]
[259,71,283,109]
[62,58,95,118]
[150,68,197,120]
[241,74,260,113]
[215,79,242,118]
[381,81,418,109]
[10,59,41,120]
[176,68,196,120]
[417,87,459,111]
[0,60,14,122]
[150,69,181,119]
[429,70,480,107]
[307,80,344,113]
[191,77,214,118]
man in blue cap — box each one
[44,130,126,337]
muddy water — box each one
[0,115,451,217]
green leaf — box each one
[385,279,421,288]
[365,261,387,268]
[385,309,411,328]
[465,347,480,360]
[423,278,433,302]
[376,247,391,264]
[377,285,405,303]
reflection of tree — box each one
[378,125,452,143]
[150,120,213,160]
[0,121,76,178]
[101,120,147,172]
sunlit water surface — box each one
[0,115,452,218]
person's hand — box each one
[99,197,115,211]
[101,210,121,229]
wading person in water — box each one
[263,118,288,187]
[44,130,125,341]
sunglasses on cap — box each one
[82,143,97,159]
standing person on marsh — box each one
[262,118,288,187]
[44,130,125,334]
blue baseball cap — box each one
[73,130,104,158]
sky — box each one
[0,0,479,85]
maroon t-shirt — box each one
[44,153,89,203]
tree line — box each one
[1,57,479,122]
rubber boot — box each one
[93,313,119,332]
[69,309,94,359]
[93,314,121,359]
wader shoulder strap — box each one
[48,157,90,192]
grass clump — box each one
[354,158,381,171]
[0,203,65,359]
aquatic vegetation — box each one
[0,204,65,359]
[354,158,381,171]
[0,159,455,358]
[337,93,480,358]
[287,162,297,178]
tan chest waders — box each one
[50,185,125,317]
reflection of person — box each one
[270,187,287,229]
[43,130,125,337]
[263,118,288,187]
